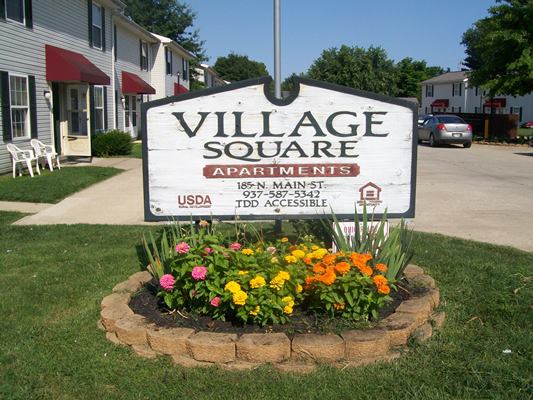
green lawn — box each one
[0,217,531,399]
[130,142,142,159]
[0,166,122,203]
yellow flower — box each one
[250,275,266,288]
[277,271,290,281]
[224,281,241,293]
[238,270,248,276]
[282,295,294,304]
[311,245,319,251]
[271,257,279,264]
[269,276,285,290]
[296,284,303,293]
[232,290,248,305]
[283,305,293,314]
[284,255,298,264]
[249,305,260,316]
[291,249,306,259]
[241,248,254,256]
[333,302,345,310]
[281,237,289,243]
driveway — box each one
[414,144,533,252]
[12,144,533,252]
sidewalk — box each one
[13,157,152,226]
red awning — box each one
[484,98,506,108]
[122,71,155,94]
[431,99,449,107]
[174,83,188,95]
[45,44,110,85]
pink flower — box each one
[159,274,175,292]
[229,242,242,251]
[175,242,190,254]
[204,247,214,255]
[210,296,221,307]
[191,265,207,281]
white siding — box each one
[150,43,166,100]
[0,0,113,173]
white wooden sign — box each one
[142,77,417,221]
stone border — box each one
[99,265,444,372]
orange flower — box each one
[303,257,313,265]
[322,254,337,265]
[334,262,351,275]
[359,265,373,277]
[312,262,326,275]
[372,274,388,287]
[304,276,316,290]
[377,284,390,295]
[350,252,373,268]
[317,269,336,286]
[333,302,345,310]
[375,263,388,273]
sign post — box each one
[142,77,417,222]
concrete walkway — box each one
[0,200,54,213]
[13,157,150,225]
[5,145,533,252]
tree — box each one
[461,0,533,96]
[123,0,206,62]
[306,45,398,96]
[213,53,268,82]
[281,72,307,92]
[396,58,443,99]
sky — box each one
[189,0,495,79]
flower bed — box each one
[99,265,444,371]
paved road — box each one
[414,143,533,252]
[12,144,533,252]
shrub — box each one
[91,130,133,157]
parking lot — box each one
[414,143,533,252]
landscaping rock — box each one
[291,334,345,363]
[132,344,158,359]
[236,333,291,363]
[147,327,194,355]
[100,303,134,332]
[412,322,433,342]
[342,329,390,360]
[105,331,125,346]
[186,332,237,363]
[429,288,440,308]
[275,362,316,374]
[410,274,436,289]
[431,311,446,330]
[114,314,149,345]
[128,271,152,286]
[112,279,141,294]
[101,292,131,310]
[219,361,261,371]
[396,297,433,324]
[379,313,418,346]
[171,354,214,368]
[403,264,424,279]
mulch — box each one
[130,279,419,336]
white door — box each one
[62,84,91,156]
[125,94,138,138]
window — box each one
[182,58,188,81]
[140,41,148,70]
[9,74,30,139]
[165,48,172,75]
[91,2,103,49]
[510,107,522,121]
[6,0,24,23]
[93,86,104,132]
[475,87,479,96]
[452,83,462,97]
[425,85,433,97]
[125,95,137,128]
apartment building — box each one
[196,63,226,89]
[0,0,196,173]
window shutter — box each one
[103,86,108,130]
[1,71,12,142]
[139,40,143,70]
[113,24,117,61]
[24,0,33,28]
[459,84,462,97]
[87,0,93,47]
[0,0,5,19]
[28,76,37,138]
[114,90,118,128]
[89,85,95,135]
[101,7,106,51]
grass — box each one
[130,142,142,159]
[0,166,122,203]
[0,216,531,399]
[518,128,532,138]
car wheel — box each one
[429,134,436,147]
[463,142,472,148]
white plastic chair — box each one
[6,143,41,178]
[30,139,61,172]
